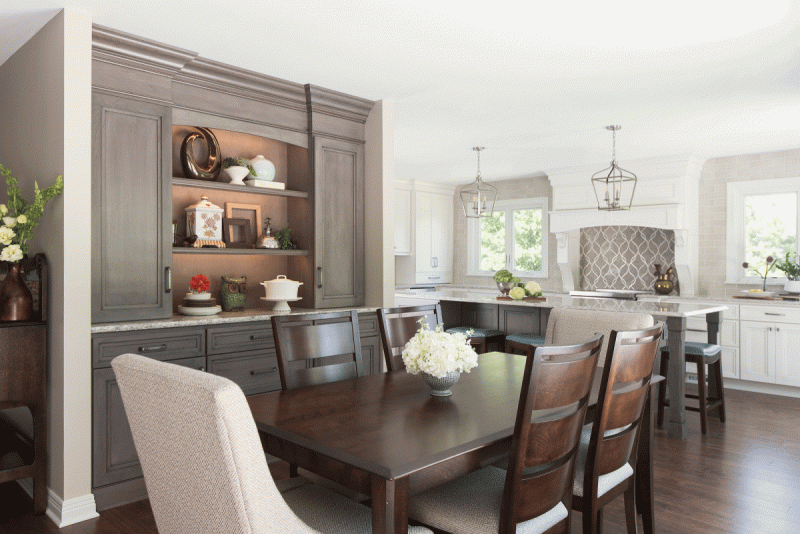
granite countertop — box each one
[91,306,379,334]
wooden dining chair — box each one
[272,310,364,391]
[377,304,443,371]
[572,323,663,534]
[408,334,605,534]
[111,354,433,534]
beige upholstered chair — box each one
[111,353,431,534]
[545,308,654,366]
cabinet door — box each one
[415,191,453,284]
[720,346,739,379]
[92,93,173,323]
[313,137,364,308]
[92,356,205,488]
[432,193,454,278]
[415,191,434,276]
[739,321,774,383]
[775,323,800,387]
[395,188,412,255]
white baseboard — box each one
[17,478,99,527]
[724,378,800,398]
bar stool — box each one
[445,326,505,354]
[657,342,726,435]
[504,333,546,357]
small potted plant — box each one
[402,319,479,396]
[775,252,800,293]
[742,257,776,292]
[187,273,211,300]
[221,157,257,185]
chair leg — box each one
[696,360,707,435]
[657,353,668,428]
[624,484,639,534]
[583,504,600,534]
[713,359,726,423]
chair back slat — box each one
[581,323,663,500]
[272,311,363,391]
[499,334,603,532]
[377,304,443,371]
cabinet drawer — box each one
[207,350,281,396]
[207,323,274,355]
[92,328,205,369]
[358,312,379,337]
[740,305,800,324]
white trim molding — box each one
[18,479,99,527]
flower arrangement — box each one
[402,319,479,378]
[189,273,211,293]
[0,164,63,263]
[775,252,800,281]
[742,257,776,291]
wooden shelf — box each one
[173,247,309,256]
[172,177,308,198]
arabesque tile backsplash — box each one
[580,226,676,292]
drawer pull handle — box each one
[249,334,271,341]
[250,367,278,376]
[198,366,206,372]
[139,344,167,353]
[764,313,785,316]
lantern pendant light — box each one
[591,125,637,211]
[460,147,498,218]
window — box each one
[467,198,549,277]
[726,178,800,283]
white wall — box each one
[0,8,95,526]
[365,99,395,307]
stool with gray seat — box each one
[445,326,505,353]
[657,341,726,435]
[504,333,546,357]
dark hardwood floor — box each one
[1,387,798,533]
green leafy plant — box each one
[0,164,63,262]
[222,157,257,178]
[493,269,513,283]
[775,252,800,281]
[275,225,296,250]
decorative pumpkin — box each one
[220,275,247,311]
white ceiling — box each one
[2,1,800,184]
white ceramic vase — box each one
[222,166,250,185]
[249,155,276,181]
[785,280,800,294]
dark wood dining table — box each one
[248,352,661,534]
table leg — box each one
[705,311,723,417]
[666,316,687,439]
[371,475,409,534]
[636,384,656,534]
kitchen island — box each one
[397,288,728,440]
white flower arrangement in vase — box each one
[402,319,479,378]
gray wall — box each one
[698,148,800,297]
[0,8,94,519]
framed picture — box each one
[225,202,262,242]
[223,218,252,248]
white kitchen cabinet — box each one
[394,187,412,255]
[739,305,800,386]
[414,190,453,285]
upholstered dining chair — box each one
[111,353,432,534]
[272,310,363,391]
[408,334,605,534]
[377,304,443,371]
[572,323,663,534]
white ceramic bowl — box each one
[261,275,303,300]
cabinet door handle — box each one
[197,366,206,372]
[139,344,167,353]
[165,267,172,294]
[249,334,271,341]
[250,367,278,376]
[317,266,323,289]
[764,312,785,316]
[428,276,440,280]
[776,327,780,332]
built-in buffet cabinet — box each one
[91,24,372,323]
[90,24,375,509]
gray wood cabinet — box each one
[312,136,365,308]
[91,93,173,323]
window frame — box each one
[466,197,549,278]
[726,177,800,284]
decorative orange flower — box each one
[190,274,211,293]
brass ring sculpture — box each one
[180,127,222,181]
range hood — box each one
[547,154,705,296]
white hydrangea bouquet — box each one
[402,319,479,378]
